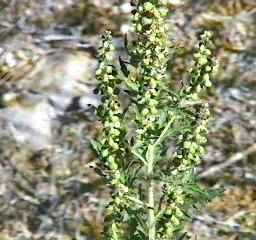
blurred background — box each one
[0,0,255,239]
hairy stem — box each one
[147,145,156,240]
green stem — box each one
[147,145,156,240]
[154,116,176,147]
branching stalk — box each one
[91,1,221,239]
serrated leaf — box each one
[125,77,139,92]
[187,184,207,196]
[188,184,224,204]
[182,168,196,182]
[126,209,147,236]
[207,188,226,199]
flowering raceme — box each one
[91,1,222,239]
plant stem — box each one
[147,145,156,240]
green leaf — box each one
[154,116,175,146]
[125,77,139,92]
[135,225,147,237]
[182,168,196,182]
[123,211,130,221]
[180,209,193,221]
[188,184,225,204]
[126,209,147,237]
[130,54,139,68]
[207,188,226,199]
[90,139,101,153]
[187,184,208,196]
[131,148,147,164]
[157,111,167,129]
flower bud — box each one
[198,56,208,65]
[142,108,150,116]
[205,49,212,56]
[142,17,153,26]
[143,2,154,11]
[151,107,158,115]
[171,215,180,226]
[111,116,119,122]
[205,79,212,88]
[106,66,113,73]
[102,149,109,157]
[183,141,191,149]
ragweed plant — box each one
[91,1,222,239]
